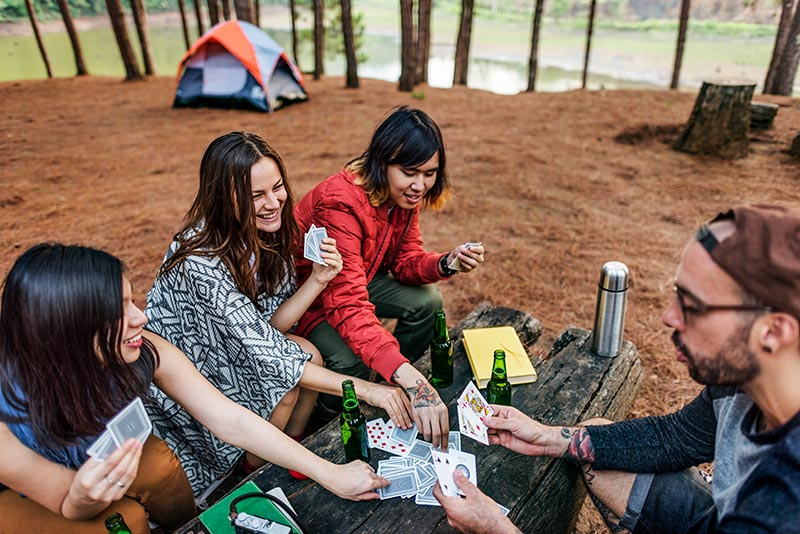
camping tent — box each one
[174,21,307,112]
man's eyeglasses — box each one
[673,285,773,324]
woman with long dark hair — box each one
[0,244,389,533]
[294,106,485,447]
[146,132,410,497]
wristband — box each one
[439,254,458,276]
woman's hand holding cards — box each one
[445,242,485,274]
[319,460,389,501]
[311,237,343,285]
[64,438,142,519]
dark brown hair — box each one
[161,132,298,305]
[0,244,154,447]
[348,106,451,210]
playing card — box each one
[378,470,418,499]
[449,450,477,496]
[497,503,511,516]
[431,450,456,496]
[367,418,387,449]
[457,382,493,445]
[106,397,152,446]
[414,483,441,506]
[448,242,482,271]
[457,403,488,445]
[459,381,493,418]
[87,430,117,460]
[407,440,433,463]
[448,431,461,451]
[390,422,418,446]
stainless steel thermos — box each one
[591,261,629,358]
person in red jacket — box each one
[295,106,485,448]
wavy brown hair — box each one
[0,244,154,448]
[349,106,451,210]
[160,132,299,306]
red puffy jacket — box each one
[294,169,448,381]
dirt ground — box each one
[1,75,799,532]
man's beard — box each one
[671,327,760,386]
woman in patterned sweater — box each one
[145,132,412,497]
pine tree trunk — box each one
[313,0,324,79]
[207,0,220,26]
[289,0,299,68]
[341,0,358,88]
[526,0,545,92]
[453,0,474,86]
[255,0,260,26]
[416,0,431,84]
[670,0,690,89]
[177,0,191,48]
[24,0,52,78]
[582,0,597,89]
[774,7,800,95]
[56,0,87,75]
[193,0,205,35]
[105,0,143,80]
[399,0,416,91]
[764,0,795,94]
[130,0,156,75]
[674,81,755,159]
[234,0,254,24]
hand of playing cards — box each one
[456,382,494,445]
[448,242,483,271]
[87,397,152,460]
[303,224,329,266]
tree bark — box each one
[526,0,545,92]
[313,0,324,79]
[764,0,795,93]
[341,0,359,88]
[255,0,261,26]
[221,0,232,20]
[399,0,416,91]
[774,6,800,95]
[177,0,191,49]
[130,0,157,75]
[582,0,597,89]
[674,81,755,159]
[234,0,254,24]
[105,0,143,80]
[453,0,474,86]
[670,0,690,89]
[207,0,220,26]
[416,0,431,84]
[56,0,87,76]
[289,0,300,68]
[24,0,52,78]
[193,0,205,35]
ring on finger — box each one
[105,476,116,485]
[116,480,126,488]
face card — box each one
[459,382,493,418]
[87,430,117,461]
[457,400,489,445]
[106,397,152,446]
[390,422,418,446]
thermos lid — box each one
[598,261,629,292]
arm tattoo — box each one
[405,379,441,408]
[562,427,596,464]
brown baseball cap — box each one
[695,204,800,320]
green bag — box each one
[198,481,305,534]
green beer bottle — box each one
[486,349,512,405]
[340,380,369,462]
[429,310,453,387]
[105,513,133,534]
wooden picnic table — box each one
[174,302,642,534]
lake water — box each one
[1,24,658,93]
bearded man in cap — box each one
[434,205,800,534]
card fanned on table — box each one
[461,326,537,388]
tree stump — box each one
[750,102,779,130]
[791,132,800,159]
[674,81,755,159]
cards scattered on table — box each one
[303,224,328,265]
[367,418,411,455]
[448,242,482,271]
[456,382,494,445]
[87,397,152,460]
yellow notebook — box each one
[461,326,537,388]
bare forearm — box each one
[269,278,326,333]
[392,363,440,407]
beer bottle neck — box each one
[491,351,507,380]
[433,312,449,341]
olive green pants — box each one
[308,271,443,417]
